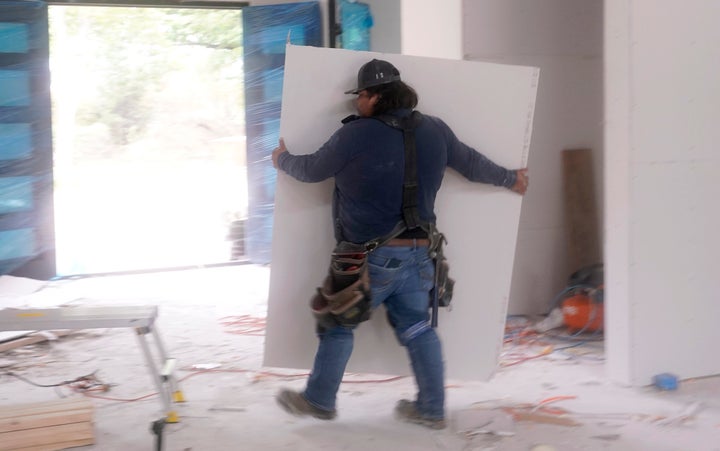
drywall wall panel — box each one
[364,0,400,53]
[606,0,720,385]
[463,0,604,313]
[631,3,720,163]
[630,161,720,380]
[264,45,538,380]
[604,0,633,385]
[400,0,462,59]
[462,0,602,59]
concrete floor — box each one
[1,265,719,451]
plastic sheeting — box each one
[242,2,322,264]
[0,1,54,278]
[340,0,372,51]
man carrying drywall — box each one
[271,58,528,429]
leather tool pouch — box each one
[310,242,372,329]
[428,231,455,308]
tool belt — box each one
[310,241,372,329]
[427,228,454,309]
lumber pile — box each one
[0,397,94,451]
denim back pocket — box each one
[368,253,403,298]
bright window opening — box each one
[49,6,247,275]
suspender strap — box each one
[374,111,424,231]
[401,115,421,229]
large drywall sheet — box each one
[264,45,538,380]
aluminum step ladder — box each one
[0,305,185,422]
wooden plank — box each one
[0,331,73,353]
[0,410,92,433]
[0,398,92,421]
[11,438,95,451]
[0,422,94,450]
[505,409,581,427]
[0,332,32,344]
[562,148,601,275]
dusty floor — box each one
[1,265,719,451]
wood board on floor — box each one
[264,45,538,380]
[0,397,94,450]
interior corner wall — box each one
[400,0,462,59]
[605,0,720,386]
[362,0,400,53]
[462,0,604,315]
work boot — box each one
[394,399,446,430]
[276,389,337,420]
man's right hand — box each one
[272,138,287,169]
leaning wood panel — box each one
[562,148,601,275]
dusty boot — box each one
[394,399,446,430]
[276,389,337,420]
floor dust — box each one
[1,265,719,450]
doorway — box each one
[49,5,247,275]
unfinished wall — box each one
[363,0,400,53]
[605,0,720,385]
[400,0,462,59]
[462,0,604,314]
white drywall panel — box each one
[605,0,720,385]
[631,3,720,163]
[364,0,401,53]
[400,0,462,59]
[264,45,538,380]
[462,0,602,59]
[630,161,720,380]
[463,0,604,313]
[604,0,633,385]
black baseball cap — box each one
[344,59,401,94]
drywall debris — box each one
[532,308,564,332]
[591,434,621,441]
[530,445,557,451]
[655,402,703,426]
[454,409,516,436]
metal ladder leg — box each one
[135,327,178,423]
[151,325,184,403]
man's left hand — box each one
[510,168,529,195]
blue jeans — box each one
[303,241,445,419]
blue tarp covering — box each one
[242,2,321,264]
[0,0,54,277]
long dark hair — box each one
[366,80,418,115]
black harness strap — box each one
[375,111,424,230]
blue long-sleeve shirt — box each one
[277,109,516,244]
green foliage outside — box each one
[49,6,244,151]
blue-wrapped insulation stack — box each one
[0,0,55,279]
[242,2,321,264]
[340,0,372,51]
